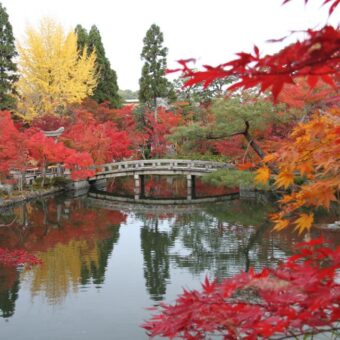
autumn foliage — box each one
[143,0,339,338]
[170,25,339,101]
[0,112,97,182]
[61,110,132,164]
[0,111,27,175]
[167,0,340,233]
[259,108,340,233]
[16,18,97,121]
[142,238,340,339]
[0,248,42,267]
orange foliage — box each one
[256,108,340,233]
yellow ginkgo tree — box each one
[16,18,97,121]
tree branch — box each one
[0,217,17,228]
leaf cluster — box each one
[143,238,340,339]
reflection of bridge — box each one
[89,159,234,200]
[88,191,239,206]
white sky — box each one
[2,0,338,90]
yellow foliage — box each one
[294,213,314,233]
[265,108,339,232]
[273,218,289,231]
[255,166,270,185]
[16,18,97,121]
[22,240,100,304]
[275,171,294,189]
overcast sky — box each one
[2,0,338,90]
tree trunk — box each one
[243,129,266,160]
[41,159,46,188]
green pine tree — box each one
[75,24,88,52]
[0,3,18,110]
[75,24,121,108]
[139,24,175,107]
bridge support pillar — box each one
[134,174,145,200]
[187,175,196,200]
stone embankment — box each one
[0,180,89,208]
[0,187,64,208]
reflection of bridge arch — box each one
[89,159,234,200]
[87,191,239,209]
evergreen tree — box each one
[0,3,18,110]
[75,25,121,108]
[74,24,88,52]
[139,24,175,107]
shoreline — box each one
[0,180,90,209]
[0,187,65,209]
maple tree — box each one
[0,111,28,182]
[143,0,339,338]
[25,130,94,184]
[257,107,339,233]
[133,105,183,158]
[167,0,339,233]
[16,18,97,121]
[142,238,340,339]
[145,108,183,157]
[170,26,339,101]
[31,113,72,131]
[61,110,132,164]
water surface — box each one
[0,190,339,340]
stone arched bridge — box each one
[89,159,234,200]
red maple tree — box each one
[142,238,340,339]
[143,1,339,338]
[62,111,132,164]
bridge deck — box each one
[89,159,233,181]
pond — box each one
[0,178,339,340]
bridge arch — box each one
[89,159,234,201]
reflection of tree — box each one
[169,199,306,279]
[25,240,100,304]
[5,195,126,304]
[0,265,19,318]
[170,212,246,279]
[136,198,279,300]
[24,225,120,304]
[204,199,274,227]
[80,227,120,286]
[140,220,172,301]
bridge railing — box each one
[95,159,233,174]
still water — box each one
[0,179,339,340]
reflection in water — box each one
[0,195,125,310]
[80,231,120,286]
[140,221,172,301]
[106,175,237,199]
[0,192,339,340]
[23,238,114,304]
[0,265,19,318]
